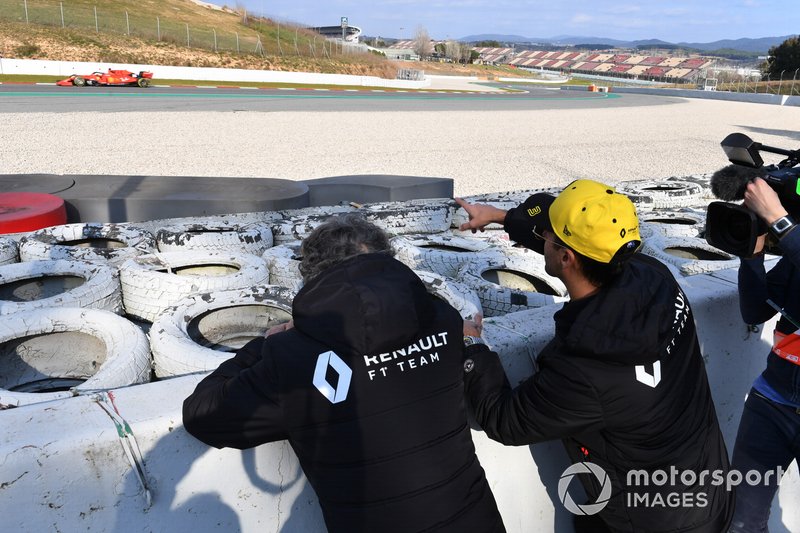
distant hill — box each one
[459,33,794,54]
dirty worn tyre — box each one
[262,241,304,291]
[19,223,155,266]
[358,198,453,235]
[150,285,295,377]
[640,235,737,276]
[0,237,19,266]
[392,233,503,278]
[453,187,559,230]
[137,77,150,88]
[455,249,568,317]
[414,269,483,321]
[0,259,123,315]
[119,251,269,323]
[639,208,707,239]
[618,180,706,210]
[0,308,151,408]
[73,76,86,87]
[156,221,274,255]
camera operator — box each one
[729,177,800,533]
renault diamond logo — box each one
[313,351,352,404]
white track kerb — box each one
[0,183,799,532]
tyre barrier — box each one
[640,235,738,276]
[19,223,156,266]
[0,307,151,408]
[270,213,341,244]
[455,250,568,317]
[452,188,560,231]
[392,233,502,278]
[149,285,295,377]
[0,259,123,315]
[155,221,274,255]
[0,236,19,266]
[262,241,304,291]
[414,269,483,321]
[119,251,269,323]
[639,208,707,239]
[618,179,707,210]
[358,198,453,235]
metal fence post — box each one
[186,23,190,47]
[779,70,786,95]
[792,69,799,96]
[213,29,217,52]
[94,6,98,32]
[236,32,239,53]
[126,11,130,36]
[23,0,28,24]
[277,22,283,56]
[60,2,64,28]
[157,17,160,41]
[294,27,299,56]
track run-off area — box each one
[1,81,799,196]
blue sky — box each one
[212,1,798,43]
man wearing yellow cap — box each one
[456,180,733,532]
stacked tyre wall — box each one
[1,176,798,532]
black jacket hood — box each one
[292,253,435,356]
[556,255,683,365]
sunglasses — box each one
[532,227,565,248]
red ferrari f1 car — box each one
[57,69,153,88]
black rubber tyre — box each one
[72,77,86,87]
[137,78,150,88]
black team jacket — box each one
[464,253,733,532]
[183,253,504,533]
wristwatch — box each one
[769,215,795,239]
[463,335,485,347]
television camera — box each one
[705,133,800,257]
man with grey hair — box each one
[183,214,505,533]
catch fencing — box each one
[0,0,365,59]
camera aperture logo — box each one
[558,462,612,515]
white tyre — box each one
[456,250,568,317]
[392,233,503,278]
[262,241,304,291]
[0,308,151,408]
[150,285,295,377]
[453,188,559,230]
[0,237,19,265]
[639,208,707,239]
[19,223,155,266]
[271,213,338,244]
[640,235,738,276]
[0,260,123,315]
[359,199,453,235]
[119,251,269,323]
[414,270,483,321]
[618,180,705,210]
[156,220,274,255]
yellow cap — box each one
[549,179,641,264]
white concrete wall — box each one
[0,58,431,89]
[1,267,798,532]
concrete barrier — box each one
[0,58,431,89]
[1,268,797,532]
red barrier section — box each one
[0,192,67,233]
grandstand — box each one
[475,46,714,83]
